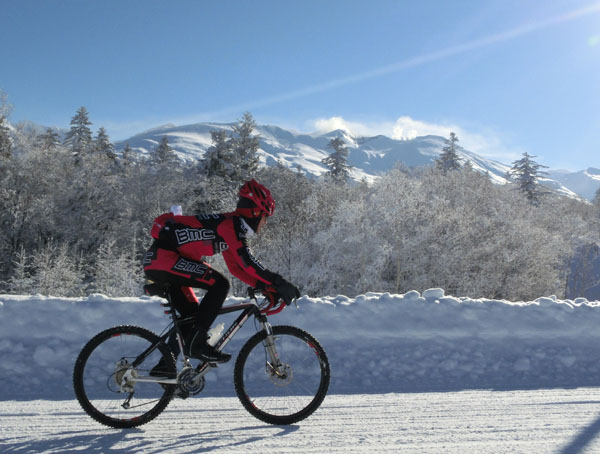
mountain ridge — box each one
[112,121,598,200]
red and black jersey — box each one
[146,212,279,288]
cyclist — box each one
[143,179,300,367]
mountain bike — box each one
[73,284,330,429]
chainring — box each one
[178,367,205,396]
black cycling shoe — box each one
[149,358,171,377]
[149,358,173,391]
[186,331,231,363]
[196,343,232,363]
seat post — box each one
[145,282,188,362]
[162,289,194,365]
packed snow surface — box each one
[1,289,600,400]
[4,390,600,453]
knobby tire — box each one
[233,325,330,425]
[73,325,176,429]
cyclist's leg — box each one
[189,271,229,332]
[145,256,229,328]
[160,271,230,361]
[145,249,231,361]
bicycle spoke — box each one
[73,326,176,428]
[234,325,330,425]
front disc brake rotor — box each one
[268,363,293,386]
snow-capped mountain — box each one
[548,168,600,201]
[112,121,594,201]
[115,122,511,182]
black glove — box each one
[273,275,300,305]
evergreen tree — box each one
[63,106,93,159]
[0,115,11,160]
[436,132,462,173]
[201,113,260,183]
[153,135,176,165]
[94,127,117,162]
[508,152,549,204]
[230,112,260,181]
[321,137,351,182]
[37,128,61,151]
[203,129,234,179]
[121,143,135,167]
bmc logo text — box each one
[175,228,215,245]
[173,258,208,276]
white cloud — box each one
[311,116,395,138]
[391,116,453,140]
[309,115,524,164]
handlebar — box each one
[248,287,293,316]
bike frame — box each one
[127,290,282,387]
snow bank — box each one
[1,290,600,400]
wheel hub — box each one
[268,363,293,386]
[114,358,137,392]
[114,358,130,386]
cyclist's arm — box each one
[222,241,279,287]
[218,218,279,287]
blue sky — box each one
[2,0,599,170]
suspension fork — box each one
[257,314,282,370]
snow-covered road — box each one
[3,389,600,453]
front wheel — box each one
[234,325,330,425]
[73,325,176,428]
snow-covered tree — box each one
[57,146,127,254]
[36,128,61,151]
[201,113,260,184]
[0,115,11,160]
[230,112,260,182]
[508,152,548,204]
[322,137,351,182]
[7,246,34,294]
[436,132,462,173]
[0,91,12,160]
[31,242,83,296]
[592,188,600,233]
[63,106,93,160]
[153,135,177,166]
[94,127,117,162]
[203,129,234,179]
[254,165,314,287]
[93,239,143,296]
[121,143,134,167]
[364,166,570,300]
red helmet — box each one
[237,179,275,217]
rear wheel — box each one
[234,325,330,425]
[73,325,176,428]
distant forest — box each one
[1,104,600,300]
